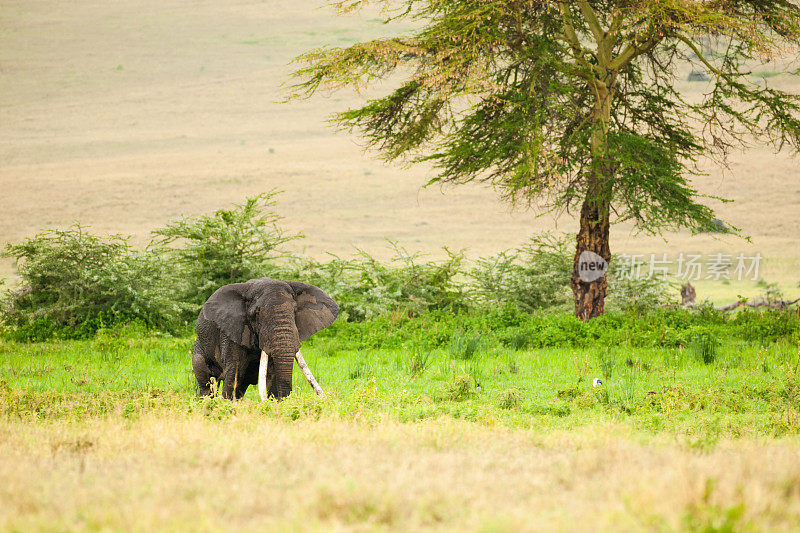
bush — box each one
[497,388,522,409]
[287,243,467,321]
[606,269,674,314]
[445,375,476,401]
[471,232,674,314]
[730,309,800,344]
[3,199,797,345]
[152,192,297,305]
[311,306,800,353]
[1,226,190,340]
[471,233,573,311]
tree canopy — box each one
[290,0,800,319]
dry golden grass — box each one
[1,416,799,531]
[1,1,799,302]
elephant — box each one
[192,277,339,400]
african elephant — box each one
[192,277,339,400]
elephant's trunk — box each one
[257,307,324,400]
[271,351,295,398]
[258,306,299,399]
[257,350,324,400]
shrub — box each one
[287,243,467,321]
[606,270,674,314]
[445,375,476,401]
[472,232,674,314]
[4,200,797,346]
[755,279,786,303]
[497,327,536,350]
[497,388,522,409]
[731,309,800,344]
[471,233,572,312]
[1,226,190,340]
[152,192,297,305]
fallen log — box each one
[715,298,800,312]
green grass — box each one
[2,331,798,439]
[2,328,799,531]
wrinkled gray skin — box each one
[192,278,339,400]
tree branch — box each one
[576,1,604,46]
[609,31,661,71]
[678,35,768,103]
[678,35,727,78]
[557,2,596,81]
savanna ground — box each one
[2,331,800,531]
[2,1,800,531]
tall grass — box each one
[2,331,798,439]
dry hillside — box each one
[2,0,799,300]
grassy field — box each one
[2,330,800,531]
[2,1,800,530]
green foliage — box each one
[606,265,674,314]
[471,232,673,314]
[291,0,800,320]
[497,388,522,410]
[692,218,732,235]
[309,306,800,353]
[152,191,296,305]
[286,243,467,321]
[2,326,800,440]
[597,348,616,380]
[291,1,800,236]
[755,279,786,303]
[1,201,795,349]
[448,330,485,360]
[409,350,431,376]
[1,226,190,340]
[731,308,800,345]
[470,233,572,311]
[1,195,304,340]
[690,329,719,365]
[444,375,476,402]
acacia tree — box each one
[290,0,800,320]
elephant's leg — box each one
[221,342,250,400]
[192,350,215,396]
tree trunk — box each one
[572,76,613,321]
[570,191,611,321]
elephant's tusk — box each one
[258,351,269,401]
[295,351,324,396]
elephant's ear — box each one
[287,281,340,341]
[201,283,258,349]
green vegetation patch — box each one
[2,330,798,441]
